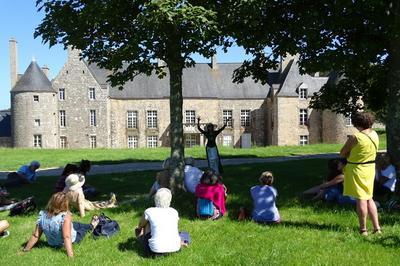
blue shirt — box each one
[17,165,36,182]
[37,211,77,247]
[250,185,280,222]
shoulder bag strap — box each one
[361,132,378,152]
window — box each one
[299,88,308,99]
[88,88,96,100]
[60,136,67,148]
[223,135,233,147]
[33,135,42,148]
[345,116,352,127]
[34,119,40,127]
[222,110,233,127]
[33,95,39,102]
[240,110,251,127]
[90,136,97,148]
[90,110,97,126]
[128,135,138,148]
[127,111,138,129]
[59,110,66,127]
[299,135,309,146]
[147,110,157,129]
[59,88,65,100]
[299,109,308,125]
[185,110,196,124]
[147,135,158,148]
[185,134,197,147]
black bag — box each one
[92,213,120,238]
[9,196,36,216]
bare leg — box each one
[367,199,381,233]
[303,185,323,195]
[356,199,368,235]
[0,220,9,234]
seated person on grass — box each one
[54,163,79,193]
[5,161,40,187]
[195,169,226,220]
[23,192,99,258]
[374,153,397,199]
[135,188,186,257]
[184,157,203,194]
[250,171,281,224]
[302,158,356,205]
[148,158,172,198]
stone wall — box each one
[322,110,356,144]
[0,137,11,147]
[11,91,58,148]
[52,49,109,148]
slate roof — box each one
[0,110,11,137]
[88,63,274,99]
[277,58,329,97]
[12,61,54,93]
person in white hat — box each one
[63,174,117,217]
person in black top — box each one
[197,117,229,174]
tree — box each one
[224,1,400,164]
[35,0,224,190]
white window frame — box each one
[127,111,138,129]
[60,136,67,148]
[33,95,39,102]
[222,110,233,127]
[90,135,97,148]
[240,109,251,127]
[185,110,196,124]
[33,134,42,148]
[88,88,96,100]
[345,115,352,127]
[299,83,308,99]
[147,135,158,148]
[222,135,233,147]
[299,108,308,125]
[59,88,65,100]
[185,134,197,147]
[147,110,157,129]
[90,110,97,127]
[128,135,138,148]
[299,135,309,146]
[34,119,41,127]
[59,110,66,127]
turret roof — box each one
[12,61,54,93]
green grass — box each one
[1,159,398,265]
[0,129,387,171]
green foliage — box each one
[1,160,399,265]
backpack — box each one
[92,213,120,238]
[9,196,36,216]
[197,198,214,218]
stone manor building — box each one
[1,38,355,148]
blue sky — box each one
[0,1,250,110]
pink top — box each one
[195,183,226,215]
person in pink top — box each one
[195,169,227,220]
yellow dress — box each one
[343,131,379,200]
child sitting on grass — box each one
[250,171,281,224]
[23,192,99,258]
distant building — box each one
[2,38,354,148]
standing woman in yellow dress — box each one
[340,112,381,236]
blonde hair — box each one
[45,192,69,216]
[259,171,274,186]
[154,188,172,208]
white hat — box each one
[64,174,85,191]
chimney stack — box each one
[211,54,218,70]
[9,38,18,89]
[42,65,50,77]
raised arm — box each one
[197,117,206,134]
[215,118,229,135]
[62,213,74,258]
[23,225,43,252]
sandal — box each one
[359,228,368,236]
[90,215,100,229]
[373,228,382,234]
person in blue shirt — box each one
[5,161,40,187]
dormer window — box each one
[298,83,308,99]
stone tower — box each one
[11,60,58,148]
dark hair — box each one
[351,112,374,130]
[200,169,219,185]
[61,163,79,176]
[79,160,91,174]
[205,123,214,132]
[326,159,345,181]
[259,171,274,186]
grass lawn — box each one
[1,159,398,265]
[0,129,387,171]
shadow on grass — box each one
[281,220,346,232]
[369,235,400,248]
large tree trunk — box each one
[168,62,185,192]
[387,2,400,165]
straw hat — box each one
[64,174,85,191]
